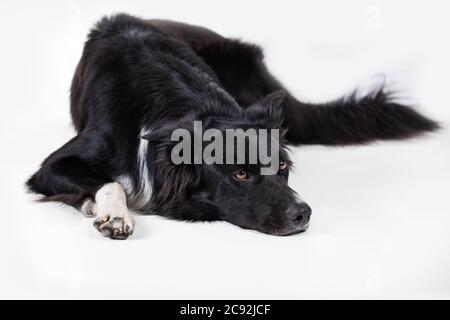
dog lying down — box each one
[27,14,438,239]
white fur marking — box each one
[93,182,135,239]
[117,174,134,198]
[116,129,153,210]
[81,198,96,217]
[135,129,153,208]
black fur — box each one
[27,14,438,237]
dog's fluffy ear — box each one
[262,90,286,110]
[154,158,199,206]
[263,90,285,127]
[143,118,200,206]
[245,90,286,129]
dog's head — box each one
[145,91,311,235]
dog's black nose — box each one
[287,202,312,225]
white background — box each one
[1,0,449,299]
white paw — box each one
[92,182,135,240]
[81,198,97,217]
[94,212,135,240]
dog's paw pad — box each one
[94,215,110,226]
[94,215,134,240]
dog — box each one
[26,14,438,239]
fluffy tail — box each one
[284,88,439,146]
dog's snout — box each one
[287,202,312,225]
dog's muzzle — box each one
[280,202,312,235]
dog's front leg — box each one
[83,182,135,240]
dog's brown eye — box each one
[233,169,249,181]
[280,160,287,171]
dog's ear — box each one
[245,90,286,128]
[263,90,286,128]
[262,90,286,110]
[142,118,200,206]
[154,157,199,206]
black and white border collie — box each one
[26,14,438,239]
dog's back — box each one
[70,14,231,133]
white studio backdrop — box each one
[0,0,449,299]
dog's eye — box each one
[279,160,287,171]
[233,169,249,181]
